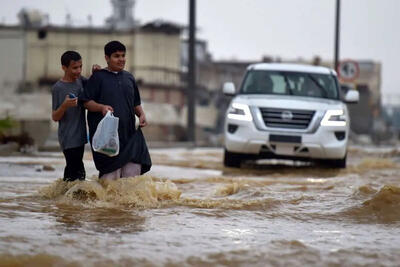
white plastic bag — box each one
[92,111,119,157]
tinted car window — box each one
[241,70,339,99]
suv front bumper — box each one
[225,118,348,160]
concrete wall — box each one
[0,29,24,92]
[23,28,181,85]
[25,30,134,81]
[133,31,181,85]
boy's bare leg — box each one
[121,162,141,178]
[101,168,121,180]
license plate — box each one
[269,134,301,143]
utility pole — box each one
[334,0,340,71]
[187,0,196,143]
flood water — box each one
[1,146,400,266]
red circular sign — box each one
[338,60,360,82]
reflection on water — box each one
[0,148,400,266]
[50,203,146,233]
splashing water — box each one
[39,176,181,208]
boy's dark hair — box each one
[61,51,81,67]
[104,40,126,57]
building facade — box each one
[0,21,187,145]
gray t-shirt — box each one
[52,77,87,150]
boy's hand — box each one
[92,64,102,73]
[101,105,114,116]
[62,95,78,109]
[139,114,147,127]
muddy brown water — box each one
[0,146,400,266]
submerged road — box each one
[0,146,399,266]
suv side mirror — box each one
[223,82,236,96]
[344,90,359,103]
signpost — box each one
[187,0,196,143]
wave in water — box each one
[344,185,400,223]
[38,176,280,210]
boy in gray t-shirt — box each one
[52,51,87,181]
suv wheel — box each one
[319,155,347,168]
[224,149,243,168]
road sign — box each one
[338,60,359,82]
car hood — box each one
[234,94,344,111]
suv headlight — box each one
[321,109,347,126]
[227,103,252,121]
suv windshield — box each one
[240,70,339,99]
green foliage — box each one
[0,117,17,135]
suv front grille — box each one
[259,108,315,129]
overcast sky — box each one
[2,0,399,99]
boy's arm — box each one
[134,105,147,127]
[84,101,113,116]
[81,72,113,116]
[132,76,147,127]
[80,65,101,86]
[52,95,78,121]
[92,64,101,73]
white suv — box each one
[223,63,359,168]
